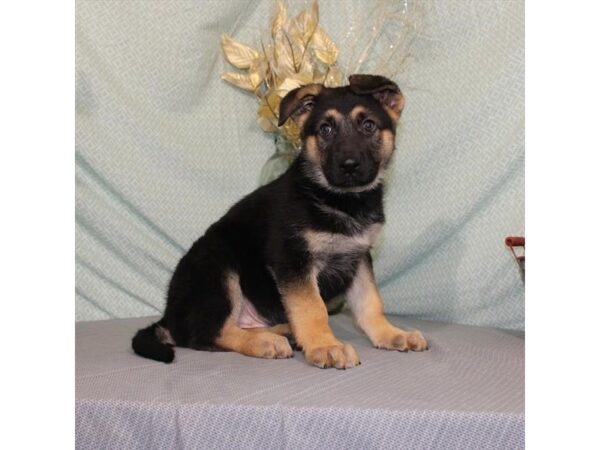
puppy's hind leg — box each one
[246,323,301,351]
[246,323,292,337]
[215,325,294,359]
[217,272,293,359]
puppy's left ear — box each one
[349,74,405,122]
[278,83,323,128]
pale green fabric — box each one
[76,0,524,329]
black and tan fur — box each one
[132,74,427,369]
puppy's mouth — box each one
[326,161,380,188]
[324,166,383,192]
[300,157,383,193]
[328,172,376,188]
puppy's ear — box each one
[349,74,405,122]
[278,84,323,127]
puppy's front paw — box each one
[305,342,360,369]
[374,328,428,352]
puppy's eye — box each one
[362,119,377,134]
[319,123,334,138]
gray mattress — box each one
[76,312,524,449]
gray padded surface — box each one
[76,312,524,449]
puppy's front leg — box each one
[281,275,360,369]
[347,257,428,352]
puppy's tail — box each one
[131,320,175,363]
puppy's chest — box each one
[303,223,383,273]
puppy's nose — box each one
[340,158,360,174]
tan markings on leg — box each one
[215,325,294,359]
[246,323,292,336]
[346,259,428,352]
[218,272,293,358]
[380,129,396,164]
[281,272,360,369]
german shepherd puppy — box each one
[132,74,427,369]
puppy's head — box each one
[278,74,404,192]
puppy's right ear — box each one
[278,84,323,127]
[349,74,404,123]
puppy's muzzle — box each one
[329,152,376,187]
[340,158,360,175]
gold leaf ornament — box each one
[257,89,283,132]
[257,101,278,133]
[221,71,261,92]
[249,56,268,85]
[282,119,301,147]
[323,64,342,87]
[277,77,302,96]
[221,34,260,69]
[271,0,287,39]
[312,28,338,65]
[221,0,344,147]
[295,0,319,44]
[272,32,299,81]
